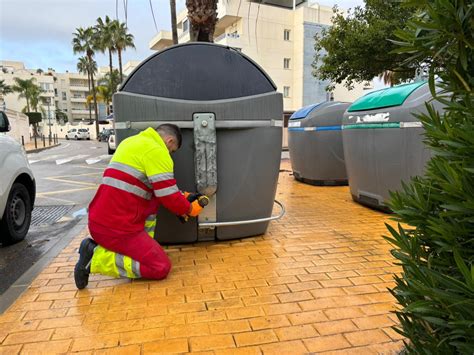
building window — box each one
[284,58,291,69]
[326,92,334,101]
[62,92,67,101]
[284,29,290,41]
[283,86,290,98]
[54,88,58,96]
[183,19,189,33]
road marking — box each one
[29,154,66,164]
[36,186,97,196]
[44,177,97,187]
[85,154,112,165]
[56,154,90,165]
[49,172,102,179]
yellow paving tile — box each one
[0,160,404,353]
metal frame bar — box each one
[115,120,283,130]
[198,200,285,228]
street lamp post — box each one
[47,97,52,143]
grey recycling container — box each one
[113,42,284,244]
[342,81,444,211]
[288,101,350,186]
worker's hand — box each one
[188,200,204,217]
[184,192,203,202]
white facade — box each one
[3,108,31,145]
[0,61,56,122]
[149,0,372,112]
[54,71,96,122]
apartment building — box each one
[0,61,111,124]
[0,61,56,120]
[149,0,372,112]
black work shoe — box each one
[74,238,97,290]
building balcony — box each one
[71,97,87,103]
[69,86,90,92]
[214,32,241,47]
[149,30,173,51]
[71,108,90,115]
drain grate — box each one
[31,205,75,226]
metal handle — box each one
[198,200,285,228]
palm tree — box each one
[170,0,178,44]
[96,16,116,78]
[73,26,100,137]
[97,69,120,115]
[77,56,98,122]
[29,85,42,112]
[11,77,38,112]
[113,21,135,82]
[0,79,13,97]
[186,0,218,42]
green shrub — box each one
[385,0,474,353]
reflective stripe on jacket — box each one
[88,127,190,233]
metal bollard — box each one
[21,136,24,146]
[48,134,52,146]
[42,135,46,147]
[34,135,37,149]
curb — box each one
[26,143,61,154]
[0,217,87,314]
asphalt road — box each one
[0,139,110,294]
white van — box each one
[0,111,36,244]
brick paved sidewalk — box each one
[0,160,404,354]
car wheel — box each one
[0,183,32,245]
[87,137,90,140]
[66,136,69,140]
[75,135,78,140]
[108,146,114,155]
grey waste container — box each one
[288,101,350,186]
[113,42,284,244]
[342,81,444,211]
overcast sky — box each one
[0,0,364,73]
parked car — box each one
[98,128,114,142]
[0,111,36,244]
[108,133,116,155]
[66,128,90,140]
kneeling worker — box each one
[74,124,205,289]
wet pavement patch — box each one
[31,205,75,226]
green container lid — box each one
[348,81,427,112]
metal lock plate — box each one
[193,113,218,239]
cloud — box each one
[0,0,172,71]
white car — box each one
[66,128,90,140]
[0,111,36,244]
[108,133,116,155]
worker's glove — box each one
[183,191,204,203]
[188,200,204,217]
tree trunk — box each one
[170,0,178,44]
[87,71,92,123]
[108,49,113,77]
[118,48,123,82]
[186,0,218,43]
[88,55,100,138]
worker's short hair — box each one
[156,124,182,149]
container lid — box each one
[290,103,322,119]
[348,81,427,112]
[120,43,276,101]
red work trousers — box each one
[89,221,171,280]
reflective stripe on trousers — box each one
[144,214,156,238]
[91,245,141,279]
[90,213,157,278]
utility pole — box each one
[47,97,52,142]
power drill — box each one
[178,193,209,223]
